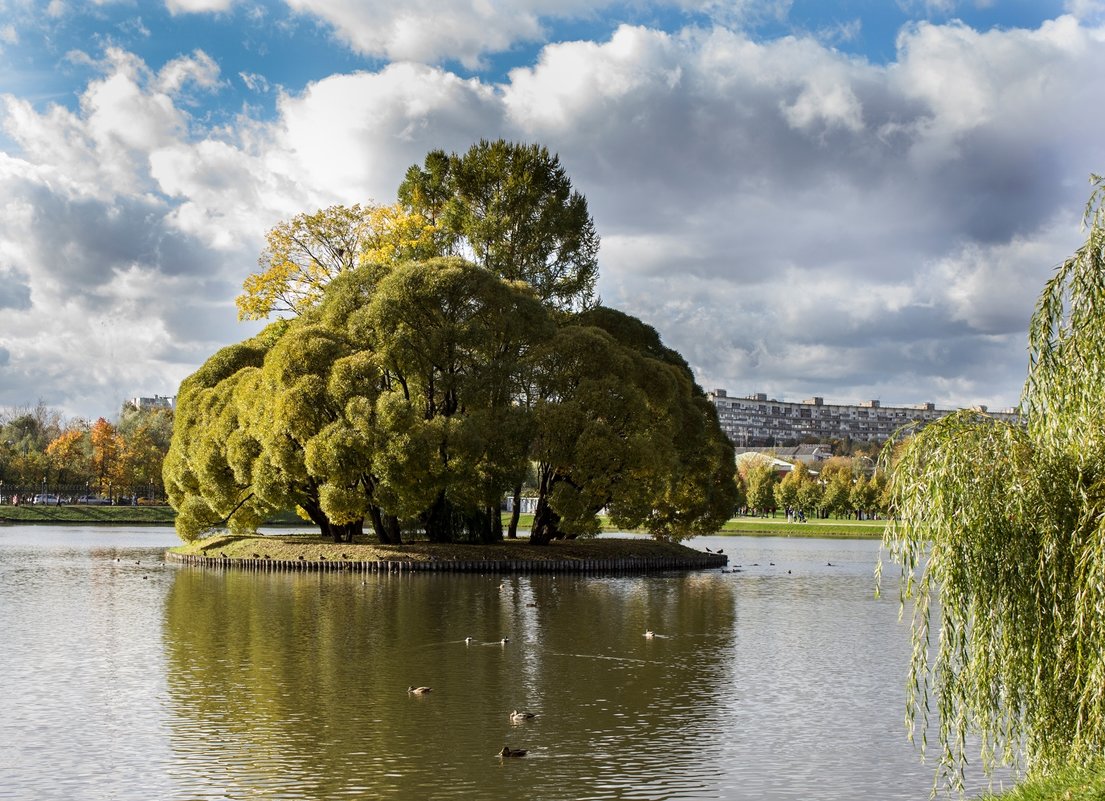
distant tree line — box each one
[735,454,890,519]
[0,402,173,502]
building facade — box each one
[708,389,1018,447]
[131,394,176,411]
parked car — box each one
[32,494,62,505]
[76,495,112,505]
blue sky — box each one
[0,0,1103,420]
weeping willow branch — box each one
[879,175,1105,791]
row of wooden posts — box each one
[165,551,729,574]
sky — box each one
[1,0,1104,422]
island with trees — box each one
[162,140,739,568]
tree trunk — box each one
[300,498,333,540]
[530,465,559,545]
[507,483,522,539]
[421,490,454,543]
[530,494,561,545]
[492,504,504,542]
[368,505,403,545]
[383,513,402,545]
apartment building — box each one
[708,389,1018,447]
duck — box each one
[499,746,528,758]
[510,710,536,721]
[500,638,510,645]
[465,636,474,645]
[407,685,432,695]
[644,630,655,639]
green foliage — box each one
[881,176,1105,788]
[399,139,600,312]
[745,461,777,513]
[169,141,733,548]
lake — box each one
[0,526,1013,800]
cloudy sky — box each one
[1,0,1103,421]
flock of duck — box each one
[405,684,543,758]
[407,628,659,758]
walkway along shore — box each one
[165,550,729,574]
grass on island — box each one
[171,530,706,564]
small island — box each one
[167,532,728,574]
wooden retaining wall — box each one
[165,551,728,574]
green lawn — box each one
[979,766,1105,801]
[1,504,885,538]
[717,516,885,538]
[0,503,175,524]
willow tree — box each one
[527,309,737,545]
[881,176,1105,787]
[365,257,554,543]
[163,331,279,541]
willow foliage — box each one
[881,176,1105,789]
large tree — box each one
[365,257,553,542]
[172,140,736,547]
[527,310,737,544]
[399,139,600,312]
[881,176,1105,787]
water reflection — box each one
[0,528,1015,800]
[162,567,740,800]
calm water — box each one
[0,526,1013,800]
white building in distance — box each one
[131,394,176,411]
[708,389,1018,447]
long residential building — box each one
[707,389,1018,447]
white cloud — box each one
[165,0,236,13]
[156,50,222,95]
[2,12,1105,418]
[281,0,599,68]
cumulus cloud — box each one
[166,0,235,13]
[281,0,599,68]
[2,12,1104,419]
[499,19,1104,408]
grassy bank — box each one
[3,504,885,539]
[980,766,1105,801]
[0,504,176,525]
[171,531,706,564]
[717,516,885,538]
[503,513,885,539]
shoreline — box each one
[167,533,728,574]
[0,505,886,539]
